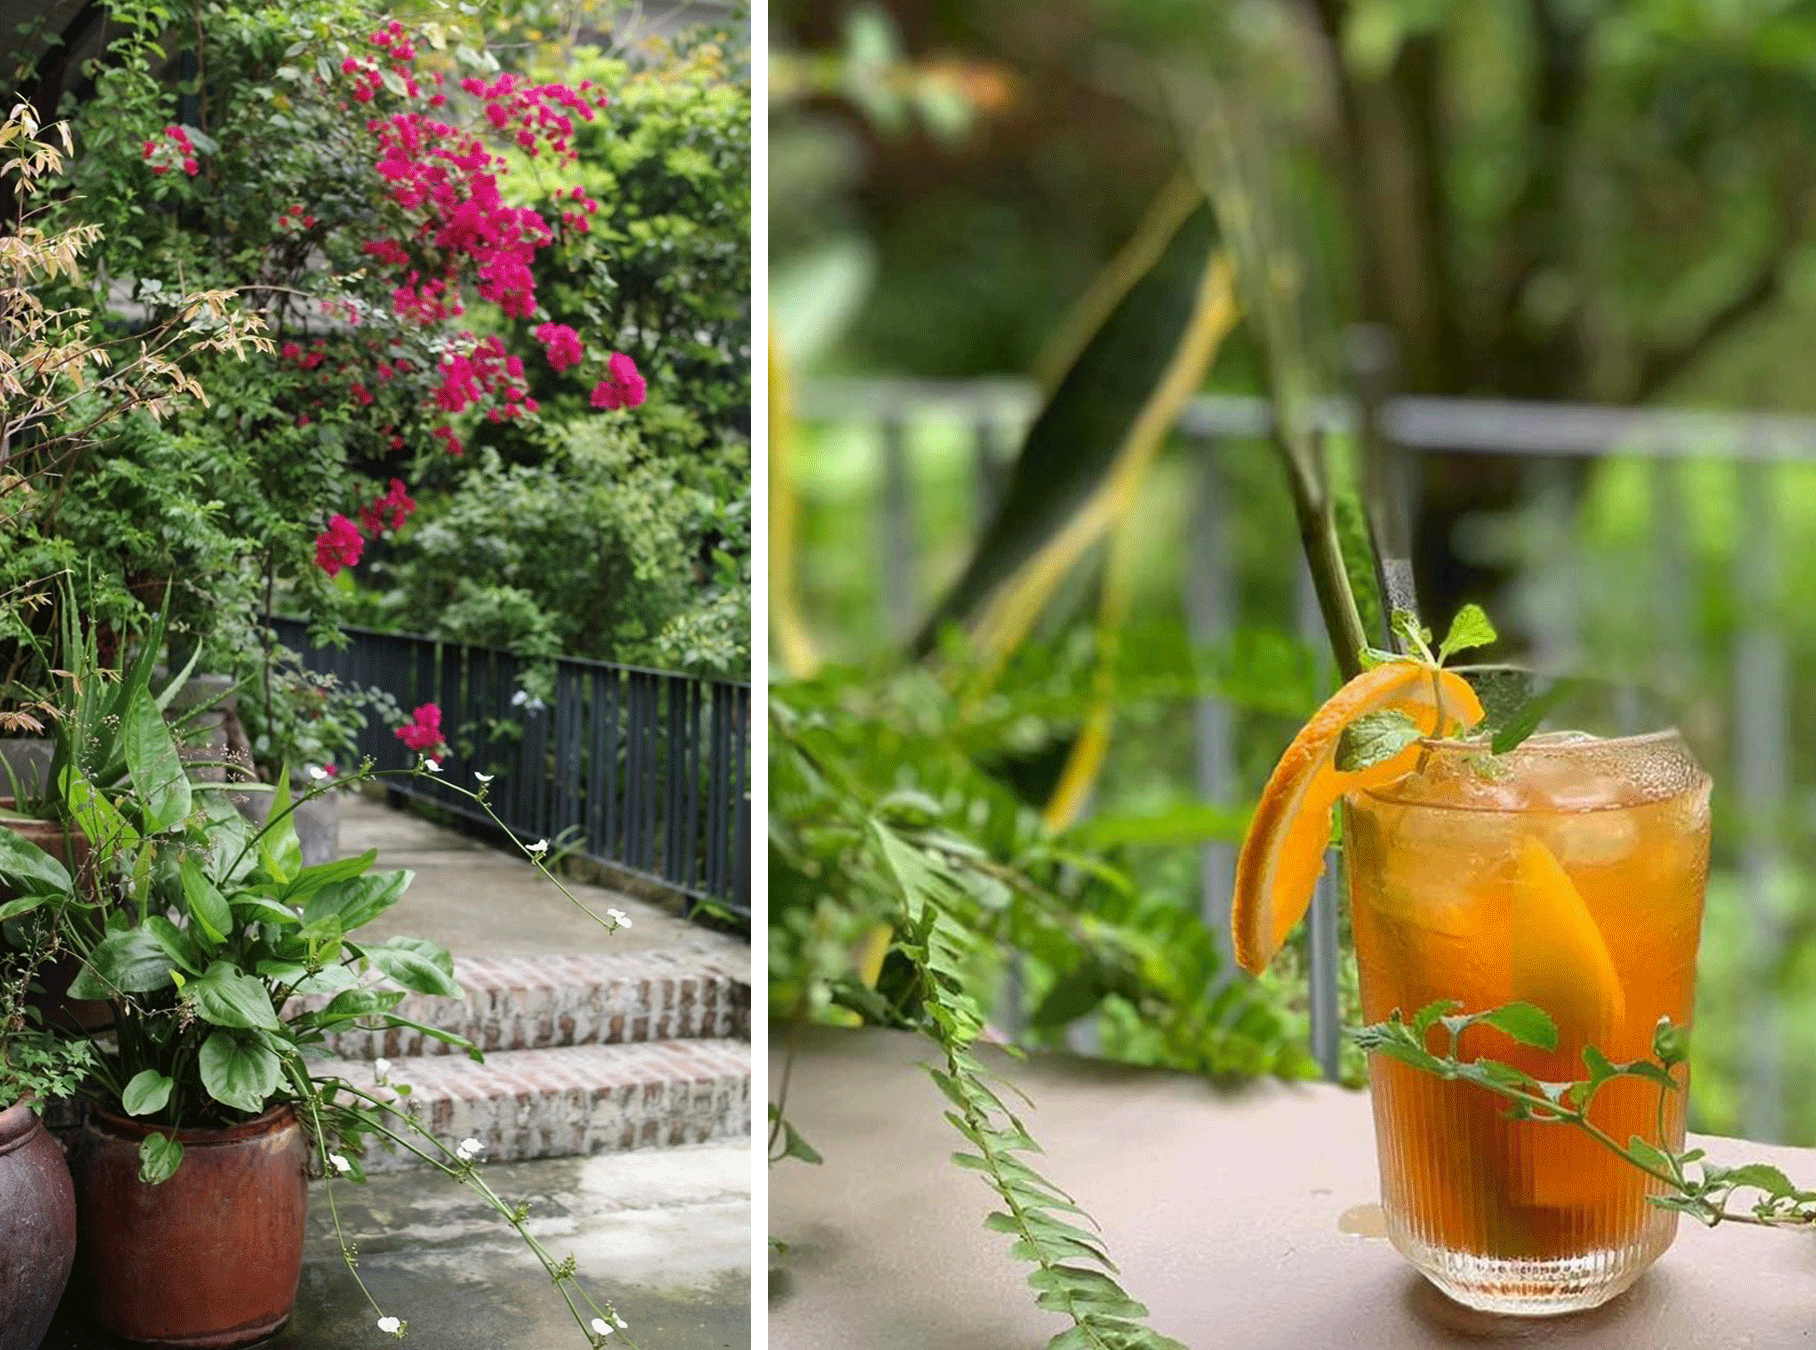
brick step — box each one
[316,1039,751,1171]
[302,953,749,1061]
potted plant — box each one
[32,670,637,1345]
[0,828,96,1350]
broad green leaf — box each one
[911,189,1227,653]
[316,987,407,1021]
[230,895,303,927]
[138,1133,184,1185]
[123,687,192,833]
[1437,603,1497,663]
[286,965,357,997]
[1475,1002,1558,1052]
[1718,1163,1799,1197]
[179,857,232,947]
[62,769,139,862]
[257,767,302,883]
[277,849,377,905]
[1335,708,1422,772]
[0,894,47,922]
[1626,1135,1676,1177]
[188,961,281,1030]
[198,1030,281,1114]
[357,936,459,997]
[0,826,71,894]
[122,1069,173,1117]
[303,870,410,932]
[70,928,177,997]
[141,915,204,976]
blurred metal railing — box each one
[271,620,751,919]
[796,378,1801,1122]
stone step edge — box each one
[294,953,752,1059]
[309,1039,751,1170]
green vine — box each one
[873,821,1186,1350]
[1354,1000,1816,1230]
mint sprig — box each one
[1354,1002,1816,1230]
[1335,709,1423,772]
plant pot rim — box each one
[87,1103,298,1146]
[0,1093,44,1156]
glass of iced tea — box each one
[1345,714,1711,1315]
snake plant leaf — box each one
[911,185,1235,657]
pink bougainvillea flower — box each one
[589,352,647,411]
[142,125,197,177]
[533,322,583,373]
[313,514,364,577]
[395,703,445,758]
[358,478,417,535]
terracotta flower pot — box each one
[0,1097,77,1350]
[74,1106,308,1349]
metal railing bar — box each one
[795,380,1816,463]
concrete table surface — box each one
[769,1028,1816,1349]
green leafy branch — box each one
[875,821,1186,1350]
[1354,1000,1816,1230]
[1337,604,1498,772]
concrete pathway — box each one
[341,792,749,981]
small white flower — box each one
[606,907,632,930]
[590,1318,612,1337]
[377,1314,402,1335]
[527,839,549,858]
[307,764,329,781]
[455,1137,484,1162]
[510,689,529,707]
[374,1057,392,1079]
[328,1153,351,1175]
[475,772,494,784]
[421,757,443,774]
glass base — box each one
[1387,1216,1665,1315]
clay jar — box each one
[0,1096,78,1350]
[73,1106,308,1349]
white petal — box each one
[590,1319,609,1335]
[475,772,494,784]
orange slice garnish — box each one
[1231,663,1483,974]
[1510,834,1624,1039]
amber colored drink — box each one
[1345,730,1711,1314]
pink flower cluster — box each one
[358,478,416,535]
[395,703,445,759]
[142,125,198,177]
[534,322,584,373]
[433,334,533,419]
[590,352,647,411]
[313,515,364,577]
[292,24,653,586]
[276,203,317,234]
[313,475,416,577]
